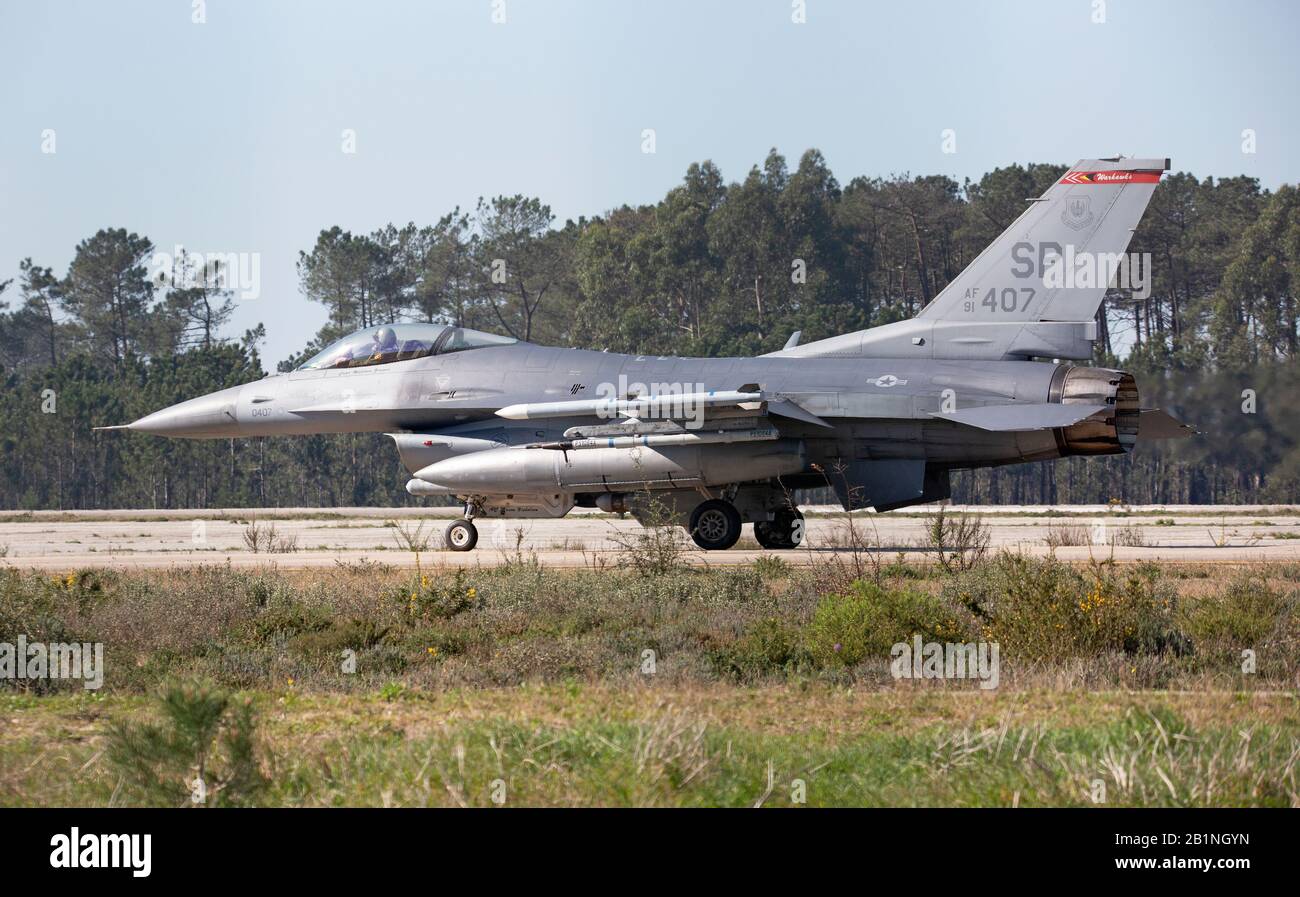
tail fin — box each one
[916,157,1167,324]
[774,157,1168,361]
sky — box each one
[2,0,1298,366]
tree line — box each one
[2,149,1297,509]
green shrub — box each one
[397,569,480,622]
[805,581,971,668]
[399,625,468,657]
[0,571,87,692]
[708,617,808,680]
[246,598,331,644]
[943,554,1186,661]
[1180,574,1298,663]
[752,555,789,581]
[290,618,388,657]
[0,571,64,642]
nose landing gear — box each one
[445,519,478,551]
[446,499,481,551]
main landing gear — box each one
[753,507,805,550]
[687,498,805,552]
[446,500,480,551]
[688,499,743,551]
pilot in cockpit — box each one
[368,327,400,364]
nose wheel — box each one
[446,499,481,551]
[688,499,742,551]
[445,518,479,551]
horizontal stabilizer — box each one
[1139,409,1197,439]
[931,403,1107,432]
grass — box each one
[2,558,1298,691]
[2,557,1298,806]
[2,687,1296,807]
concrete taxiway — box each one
[1,505,1297,570]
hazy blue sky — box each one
[2,0,1297,365]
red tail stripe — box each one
[1059,170,1163,185]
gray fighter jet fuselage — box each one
[105,157,1193,551]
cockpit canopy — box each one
[297,324,517,371]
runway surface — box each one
[2,505,1298,569]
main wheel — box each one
[445,518,478,551]
[753,520,780,549]
[753,508,805,549]
[688,500,742,551]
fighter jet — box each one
[101,157,1193,551]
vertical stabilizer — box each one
[916,157,1167,324]
[774,157,1168,360]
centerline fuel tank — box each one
[413,440,806,493]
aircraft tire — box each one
[753,520,782,549]
[689,500,742,551]
[754,508,804,549]
[445,518,478,551]
[781,508,805,547]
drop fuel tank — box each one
[413,439,806,493]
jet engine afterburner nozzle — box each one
[1049,366,1140,457]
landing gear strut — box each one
[689,499,742,551]
[446,499,480,551]
[753,508,805,550]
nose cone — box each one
[129,384,246,438]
